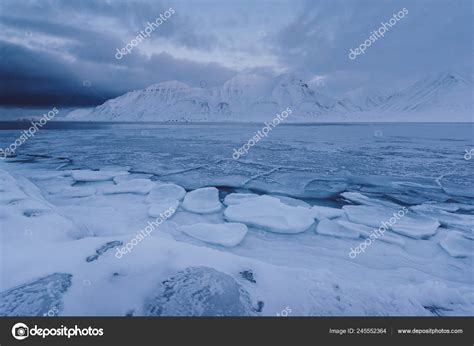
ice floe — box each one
[182,187,222,214]
[224,195,315,233]
[178,222,248,247]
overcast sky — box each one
[0,0,472,107]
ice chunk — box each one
[146,183,186,203]
[0,273,72,316]
[411,205,474,232]
[71,169,128,182]
[224,195,315,233]
[148,200,179,218]
[391,215,440,239]
[315,219,360,239]
[178,222,248,247]
[144,267,255,316]
[102,179,155,195]
[182,187,222,214]
[439,231,473,258]
[310,205,345,219]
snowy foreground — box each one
[0,157,473,316]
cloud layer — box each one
[0,0,471,106]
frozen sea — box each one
[0,122,473,316]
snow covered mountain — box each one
[378,72,472,113]
[68,71,472,122]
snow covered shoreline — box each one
[0,155,472,316]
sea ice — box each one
[224,195,315,233]
[182,187,222,214]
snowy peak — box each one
[70,71,473,122]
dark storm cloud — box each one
[0,0,230,107]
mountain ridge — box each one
[67,71,473,122]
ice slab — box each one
[178,222,248,247]
[411,205,474,232]
[439,231,473,258]
[146,183,186,203]
[224,195,315,233]
[102,179,155,195]
[182,187,222,214]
